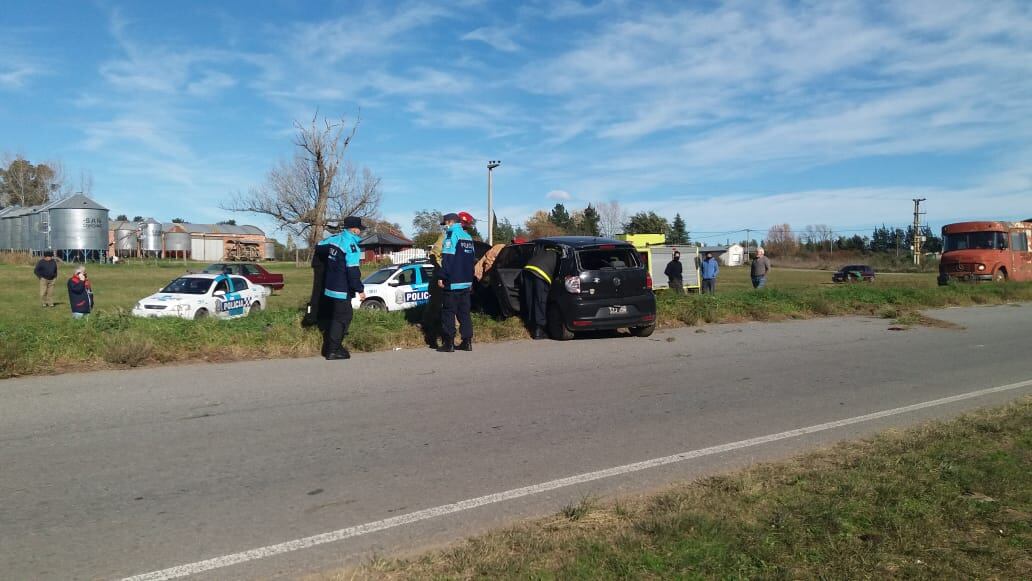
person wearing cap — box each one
[700,251,719,294]
[34,250,59,307]
[67,265,93,319]
[316,216,367,360]
[437,212,476,352]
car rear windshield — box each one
[201,264,230,274]
[161,277,213,294]
[577,248,639,270]
[363,268,397,285]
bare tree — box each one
[765,223,798,257]
[596,200,628,238]
[223,113,382,247]
[0,154,70,207]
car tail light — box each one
[642,314,655,321]
[572,320,593,327]
[564,275,581,294]
[646,273,653,290]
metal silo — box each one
[26,207,48,252]
[163,224,192,259]
[264,241,276,260]
[0,208,11,250]
[140,218,163,254]
[10,209,26,251]
[113,221,138,256]
[46,195,110,259]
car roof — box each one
[530,236,634,249]
[176,273,240,280]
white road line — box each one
[122,378,1032,581]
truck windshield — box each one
[363,268,396,285]
[161,277,214,294]
[944,232,1007,251]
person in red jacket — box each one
[67,266,93,319]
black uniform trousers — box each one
[441,289,473,342]
[669,275,684,294]
[421,278,444,347]
[520,271,549,328]
[323,297,354,355]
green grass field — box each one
[2,258,1031,379]
[351,398,1032,580]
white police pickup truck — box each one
[353,262,435,311]
[132,274,270,320]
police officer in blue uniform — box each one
[318,216,366,360]
[437,212,476,352]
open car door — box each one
[487,243,535,317]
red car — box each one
[201,263,285,291]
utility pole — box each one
[912,198,926,266]
[486,160,501,244]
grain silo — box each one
[264,241,276,261]
[162,223,192,259]
[111,220,139,257]
[46,194,110,261]
[140,218,163,256]
[0,208,13,250]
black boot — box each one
[437,338,455,353]
[458,338,473,352]
[532,326,546,340]
[326,348,351,360]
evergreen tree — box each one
[578,204,601,236]
[548,203,574,232]
[624,211,670,235]
[668,213,689,244]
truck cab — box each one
[938,221,1032,284]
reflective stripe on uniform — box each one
[523,265,552,284]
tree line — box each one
[762,223,944,258]
[407,202,693,248]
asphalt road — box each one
[2,304,1031,580]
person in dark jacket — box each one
[34,251,59,307]
[664,251,683,294]
[67,266,93,318]
[521,245,558,339]
[316,216,366,360]
[437,212,476,352]
[700,252,719,294]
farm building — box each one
[359,231,414,261]
[108,221,269,261]
[699,244,746,266]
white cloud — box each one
[547,190,572,201]
[461,27,521,52]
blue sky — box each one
[2,0,1031,243]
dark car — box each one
[485,237,657,340]
[832,264,875,283]
[201,262,285,291]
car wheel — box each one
[547,305,574,341]
[194,308,209,319]
[361,299,387,311]
[249,302,261,316]
[994,269,1007,282]
[629,323,656,337]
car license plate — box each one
[609,305,627,315]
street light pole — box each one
[487,160,501,243]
